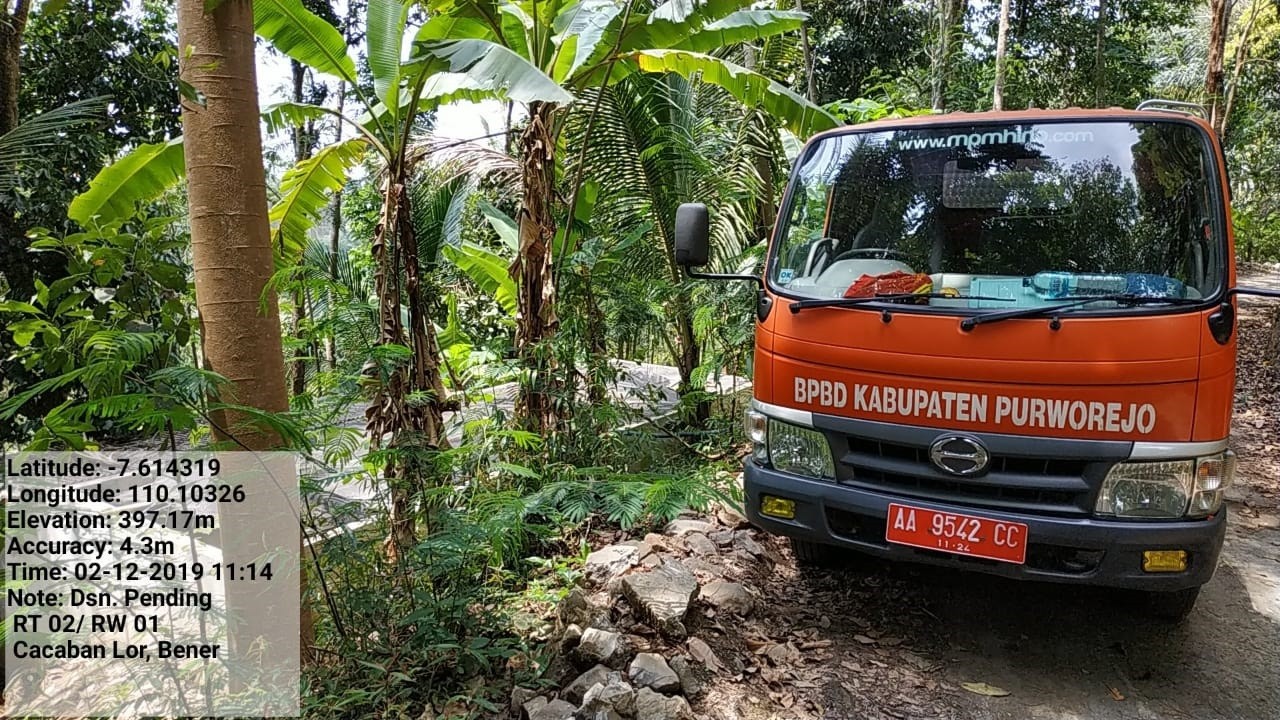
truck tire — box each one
[789,538,841,567]
[1147,587,1201,622]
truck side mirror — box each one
[674,203,710,268]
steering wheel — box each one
[832,247,911,263]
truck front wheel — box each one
[1146,587,1201,622]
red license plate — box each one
[885,503,1028,564]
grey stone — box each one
[561,623,584,652]
[512,688,539,717]
[522,696,550,720]
[578,672,637,718]
[701,580,753,616]
[663,519,715,536]
[709,530,735,547]
[732,531,765,556]
[634,688,693,720]
[530,699,577,720]
[715,504,749,529]
[681,557,724,581]
[686,637,723,674]
[683,533,718,557]
[564,665,611,705]
[668,655,705,700]
[621,561,700,640]
[559,588,611,629]
[576,627,628,668]
[586,544,640,584]
[628,653,681,693]
[642,533,669,551]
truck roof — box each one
[815,106,1216,140]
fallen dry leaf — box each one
[853,634,877,645]
[1109,685,1126,701]
[962,682,1011,697]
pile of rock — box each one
[510,506,762,720]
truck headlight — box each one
[1096,452,1235,519]
[1096,460,1193,518]
[767,419,835,479]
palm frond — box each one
[0,97,109,192]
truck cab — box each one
[677,105,1274,620]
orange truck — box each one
[676,101,1280,619]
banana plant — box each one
[66,0,484,551]
[409,0,839,433]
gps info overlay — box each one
[3,452,300,717]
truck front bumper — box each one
[744,462,1226,591]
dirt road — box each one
[700,267,1280,720]
[710,503,1280,720]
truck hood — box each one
[757,306,1208,442]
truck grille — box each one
[836,436,1106,516]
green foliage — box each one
[270,138,368,268]
[807,0,929,104]
[253,0,358,84]
[0,97,109,194]
[627,49,839,136]
[0,217,199,447]
[67,138,185,225]
[536,464,726,529]
[413,0,837,136]
[825,97,926,124]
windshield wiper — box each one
[789,293,1016,314]
[959,294,1202,331]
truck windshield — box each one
[769,121,1224,310]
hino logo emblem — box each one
[929,435,990,476]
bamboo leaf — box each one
[253,0,356,83]
[68,138,185,224]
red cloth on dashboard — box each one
[843,271,933,298]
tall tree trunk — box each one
[582,274,608,406]
[290,59,312,398]
[177,0,287,454]
[672,297,708,426]
[796,0,816,102]
[0,0,30,305]
[931,0,966,112]
[513,101,560,434]
[175,0,308,669]
[993,0,1012,111]
[327,80,344,365]
[1206,0,1231,132]
[1093,0,1108,107]
[1222,0,1261,137]
[0,0,27,136]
